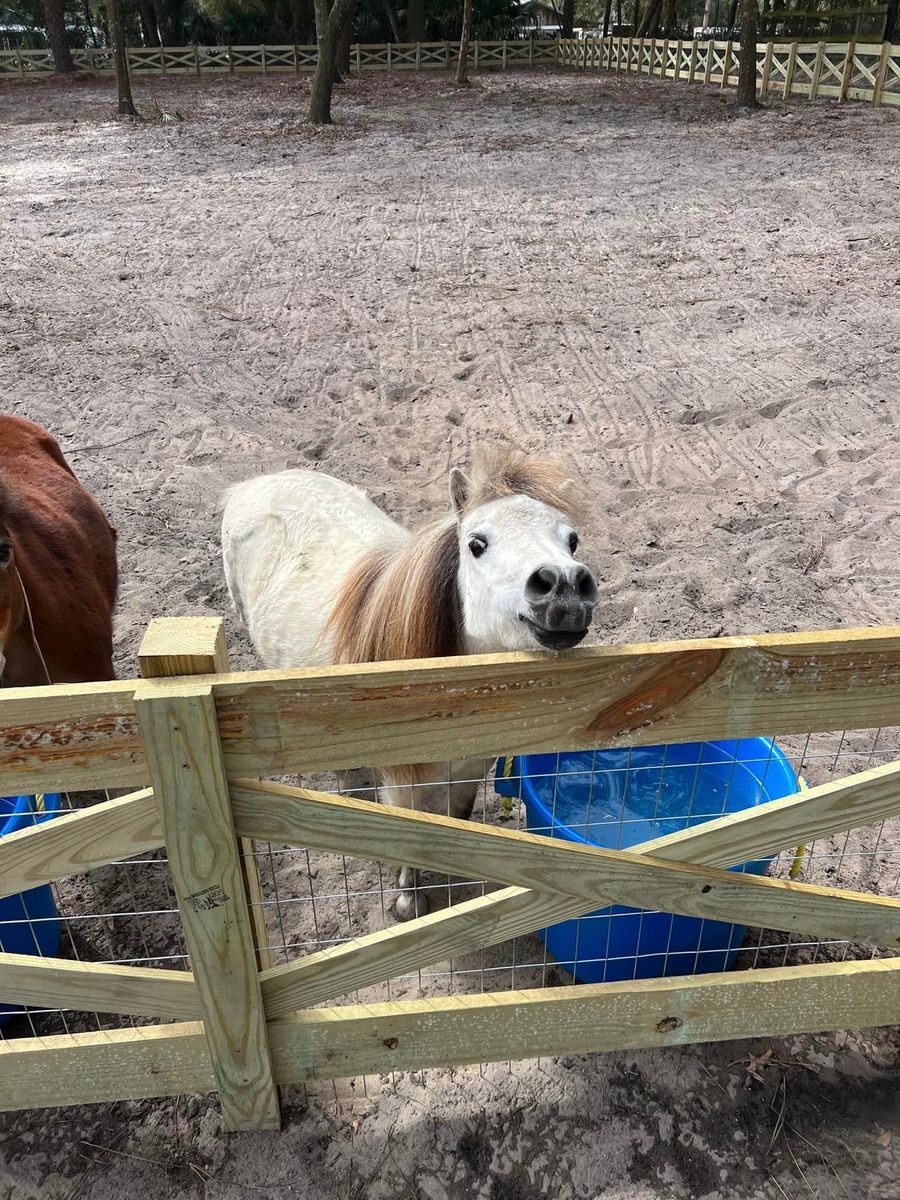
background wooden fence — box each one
[1,617,899,1127]
[2,35,898,107]
[0,39,558,77]
[558,35,900,105]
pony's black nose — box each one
[525,565,598,630]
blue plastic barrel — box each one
[0,793,63,1028]
[495,739,798,983]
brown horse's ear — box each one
[448,467,471,516]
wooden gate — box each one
[1,617,899,1129]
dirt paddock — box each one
[2,67,900,1199]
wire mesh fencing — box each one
[5,723,896,1046]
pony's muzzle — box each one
[522,564,598,647]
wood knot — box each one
[382,1037,399,1050]
[656,1015,682,1033]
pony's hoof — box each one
[395,891,428,922]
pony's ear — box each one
[448,467,471,516]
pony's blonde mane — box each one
[461,443,585,523]
[325,444,583,668]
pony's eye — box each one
[568,532,579,554]
[0,540,11,566]
[468,536,488,559]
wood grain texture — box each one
[0,788,161,901]
[0,678,141,794]
[4,627,900,794]
[231,779,900,949]
[0,1021,213,1110]
[4,959,899,1110]
[138,616,228,679]
[0,951,200,1018]
[139,617,273,973]
[135,683,280,1130]
[267,958,900,1080]
[213,626,900,777]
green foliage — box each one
[5,0,528,50]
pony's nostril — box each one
[575,566,598,603]
[525,567,558,602]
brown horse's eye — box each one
[468,536,487,559]
[0,540,11,566]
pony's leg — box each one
[388,759,488,922]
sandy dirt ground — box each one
[2,66,900,1199]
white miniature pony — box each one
[222,445,598,920]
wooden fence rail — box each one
[0,39,559,78]
[0,618,899,1125]
[2,37,897,105]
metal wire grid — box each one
[2,726,898,1040]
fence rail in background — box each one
[3,36,897,107]
[0,39,559,78]
[557,35,900,105]
[0,618,899,1126]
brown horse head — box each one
[0,517,24,682]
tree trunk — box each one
[382,0,402,40]
[734,0,759,106]
[136,0,160,45]
[456,0,472,83]
[561,0,575,36]
[406,0,425,40]
[701,0,713,26]
[41,0,75,73]
[337,3,352,76]
[726,0,738,32]
[309,0,354,123]
[662,0,676,33]
[636,0,660,35]
[616,0,623,32]
[602,0,613,35]
[106,0,137,115]
[153,0,173,43]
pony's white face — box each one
[455,494,598,654]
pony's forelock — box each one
[462,443,586,524]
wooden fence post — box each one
[704,38,714,83]
[474,40,480,70]
[160,46,166,74]
[194,45,201,76]
[839,39,856,101]
[721,38,732,87]
[387,41,392,70]
[135,617,280,1132]
[809,40,825,100]
[783,39,797,99]
[872,40,891,105]
[688,37,698,82]
[227,45,234,73]
[261,43,267,73]
[760,40,773,93]
[502,39,507,69]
